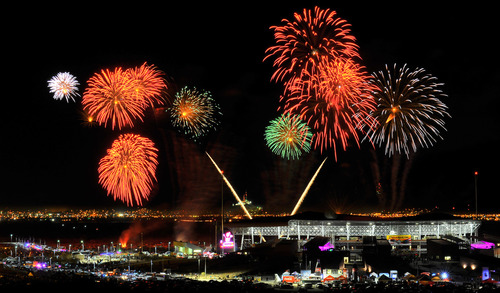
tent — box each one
[378,275,392,283]
[418,274,434,286]
[431,276,441,282]
[402,274,417,282]
[336,275,348,284]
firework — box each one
[291,157,328,215]
[98,134,158,206]
[205,152,252,219]
[264,6,358,86]
[365,64,450,156]
[47,72,80,102]
[169,86,221,141]
[82,68,147,130]
[79,109,97,127]
[265,113,312,159]
[283,58,376,159]
[126,62,168,107]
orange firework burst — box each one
[265,6,359,84]
[126,62,168,107]
[283,58,376,159]
[82,68,146,130]
[98,134,158,206]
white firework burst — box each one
[47,72,80,102]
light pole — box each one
[221,170,224,255]
[474,171,479,219]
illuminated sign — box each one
[482,267,490,281]
[471,241,495,250]
[386,235,411,244]
[318,242,335,251]
[220,231,234,249]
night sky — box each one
[3,2,499,213]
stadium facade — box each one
[227,212,481,251]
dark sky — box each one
[2,2,499,213]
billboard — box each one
[386,235,411,245]
[220,231,235,249]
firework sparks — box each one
[264,6,359,84]
[82,67,147,130]
[169,86,221,141]
[265,113,312,159]
[126,62,168,107]
[79,109,97,127]
[98,134,158,206]
[365,64,450,156]
[47,72,80,102]
[283,58,376,159]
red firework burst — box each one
[98,133,158,206]
[126,62,168,108]
[264,6,359,84]
[282,58,376,159]
[82,68,147,130]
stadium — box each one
[227,212,481,253]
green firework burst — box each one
[265,113,312,159]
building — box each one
[173,241,203,256]
[426,239,460,261]
[227,212,481,254]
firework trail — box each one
[264,113,312,160]
[126,62,168,107]
[260,153,318,213]
[365,64,450,157]
[290,157,328,215]
[283,58,376,159]
[82,68,147,130]
[169,86,221,141]
[98,134,158,206]
[205,152,252,219]
[47,72,80,102]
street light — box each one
[474,171,479,219]
[221,169,224,255]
